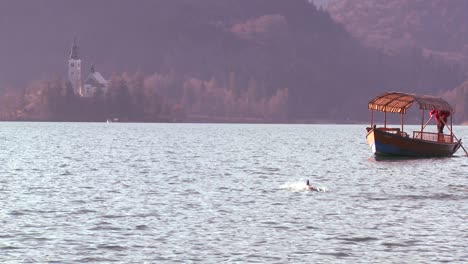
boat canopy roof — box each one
[368,92,454,114]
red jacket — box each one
[430,110,450,121]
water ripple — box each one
[0,123,467,263]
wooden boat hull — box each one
[366,128,461,157]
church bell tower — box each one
[68,37,82,95]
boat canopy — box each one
[368,92,453,114]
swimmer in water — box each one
[306,180,318,191]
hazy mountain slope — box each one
[443,80,468,122]
[327,0,468,65]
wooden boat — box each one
[366,92,462,157]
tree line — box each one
[0,71,289,122]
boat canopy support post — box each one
[370,110,374,128]
[421,109,425,135]
[401,113,404,132]
[384,112,387,128]
[450,112,453,139]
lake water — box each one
[0,123,467,263]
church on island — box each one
[68,38,108,97]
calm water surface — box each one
[0,123,467,263]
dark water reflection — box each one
[0,123,467,263]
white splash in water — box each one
[280,181,328,192]
[280,181,309,192]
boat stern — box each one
[366,128,377,154]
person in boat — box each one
[430,109,450,134]
[306,180,318,191]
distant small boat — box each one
[366,92,462,157]
[106,118,119,123]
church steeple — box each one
[70,37,79,59]
[68,36,82,95]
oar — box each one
[422,115,433,130]
[415,116,433,138]
[441,119,468,156]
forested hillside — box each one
[327,0,468,122]
[0,0,465,122]
[327,0,468,65]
